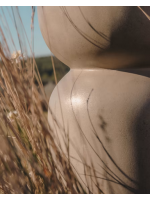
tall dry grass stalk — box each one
[0,7,85,194]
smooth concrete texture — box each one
[48,69,150,193]
[38,6,150,69]
[38,7,150,193]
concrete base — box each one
[48,68,150,193]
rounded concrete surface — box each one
[38,7,150,193]
[48,68,150,193]
[38,6,150,69]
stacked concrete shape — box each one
[38,6,150,193]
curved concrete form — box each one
[38,6,150,193]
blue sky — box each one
[0,6,51,57]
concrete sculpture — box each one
[38,6,150,193]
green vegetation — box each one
[35,56,69,85]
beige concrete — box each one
[38,7,150,193]
[38,6,150,69]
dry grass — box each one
[0,6,85,194]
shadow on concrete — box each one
[134,98,150,193]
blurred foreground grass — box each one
[0,7,86,194]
